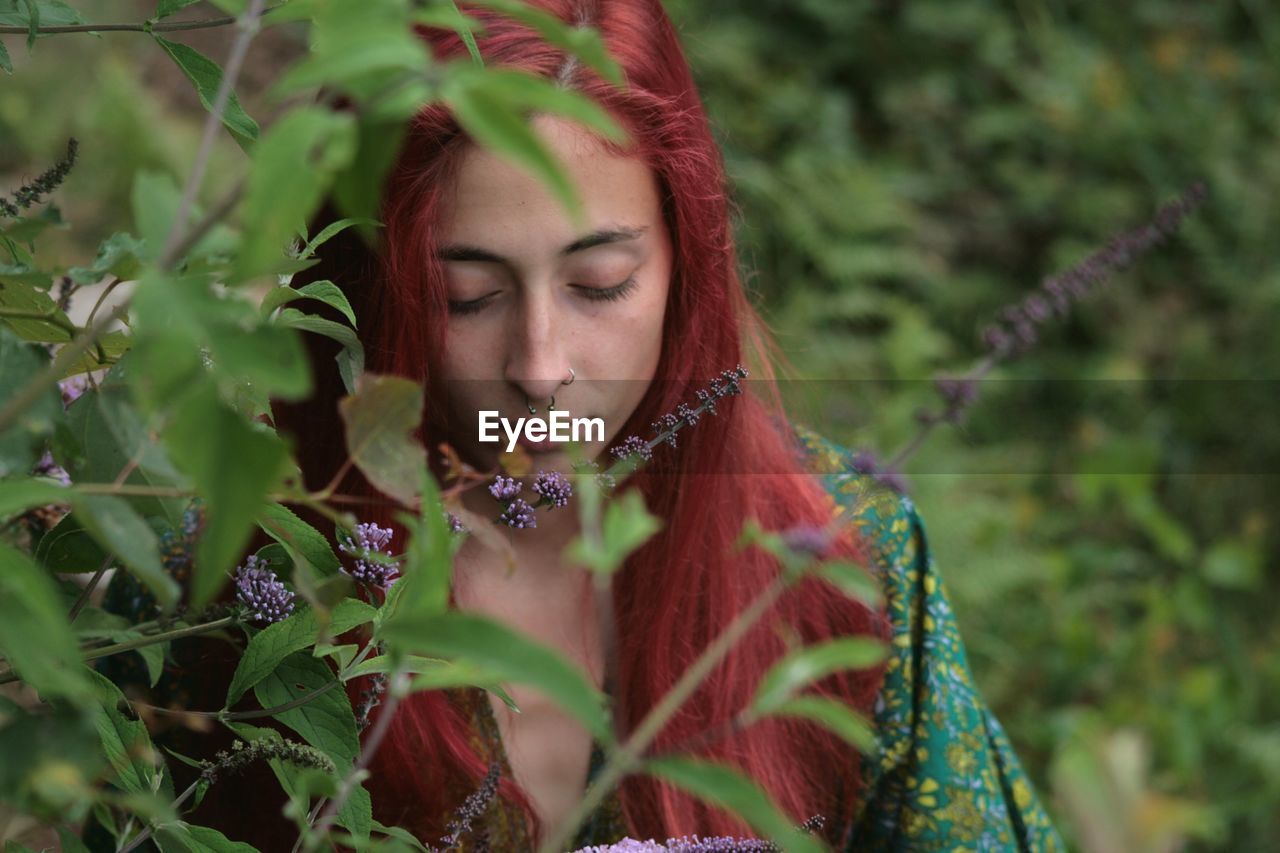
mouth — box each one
[516,434,560,454]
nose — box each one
[504,291,570,411]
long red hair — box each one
[278,0,890,845]
[330,0,890,845]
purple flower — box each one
[31,451,71,486]
[234,556,296,624]
[446,512,467,534]
[339,522,400,587]
[611,435,653,463]
[781,524,832,558]
[498,498,537,529]
[532,470,573,509]
[58,373,90,407]
[676,402,699,426]
[488,475,522,502]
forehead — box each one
[440,115,663,252]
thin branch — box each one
[67,553,114,621]
[0,17,235,35]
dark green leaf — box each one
[255,652,371,840]
[155,822,259,853]
[163,384,289,610]
[0,273,72,342]
[298,218,381,261]
[153,36,260,149]
[0,477,70,519]
[0,39,11,74]
[0,325,63,478]
[226,598,376,706]
[86,669,159,794]
[76,494,181,608]
[0,541,93,701]
[274,307,364,393]
[260,280,358,328]
[154,0,204,19]
[258,501,342,577]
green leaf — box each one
[163,384,289,610]
[0,273,73,342]
[0,324,63,478]
[333,119,408,227]
[0,39,11,75]
[441,74,581,221]
[67,232,146,286]
[226,598,377,706]
[298,218,381,262]
[0,541,93,701]
[274,307,364,393]
[0,0,83,28]
[154,0,204,19]
[565,488,661,576]
[816,560,884,607]
[380,611,610,741]
[767,695,878,756]
[337,374,426,506]
[644,757,823,853]
[260,280,358,328]
[234,107,357,281]
[131,171,183,258]
[387,464,452,622]
[153,36,260,149]
[86,669,159,794]
[155,822,260,853]
[258,502,342,576]
[455,66,626,143]
[56,826,92,853]
[76,494,181,608]
[752,637,887,716]
[370,818,433,852]
[0,477,70,519]
[461,0,623,85]
[255,652,371,840]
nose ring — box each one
[526,395,555,414]
[562,367,575,386]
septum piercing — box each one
[526,368,575,414]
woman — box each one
[267,0,1065,849]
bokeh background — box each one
[3,1,1278,849]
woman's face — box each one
[436,115,672,471]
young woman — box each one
[262,0,1066,849]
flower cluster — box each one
[850,449,908,495]
[780,524,834,559]
[233,556,296,624]
[575,817,824,853]
[202,738,335,783]
[980,181,1208,358]
[355,670,388,734]
[440,761,501,850]
[339,522,400,587]
[0,138,79,219]
[609,365,749,468]
[487,469,575,529]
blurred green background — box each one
[3,1,1278,849]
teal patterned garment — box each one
[446,426,1066,851]
[794,426,1064,852]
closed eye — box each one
[448,277,639,316]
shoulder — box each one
[792,424,1065,851]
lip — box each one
[516,434,560,454]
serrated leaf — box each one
[337,374,425,506]
[0,541,93,701]
[255,652,371,840]
[86,669,159,794]
[752,637,887,716]
[298,218,381,261]
[226,598,376,706]
[258,501,342,576]
[260,280,358,328]
[275,307,364,393]
[153,36,260,149]
[380,611,610,741]
[644,757,823,853]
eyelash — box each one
[447,275,639,316]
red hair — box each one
[278,0,889,845]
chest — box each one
[451,556,607,836]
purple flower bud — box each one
[781,524,832,558]
[488,475,522,502]
[498,498,537,529]
[446,512,467,534]
[339,522,400,587]
[532,470,573,509]
[850,450,879,476]
[676,402,699,426]
[611,435,653,463]
[234,556,296,624]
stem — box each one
[67,553,114,621]
[0,18,236,35]
[118,777,202,853]
[537,575,791,853]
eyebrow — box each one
[437,226,648,264]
